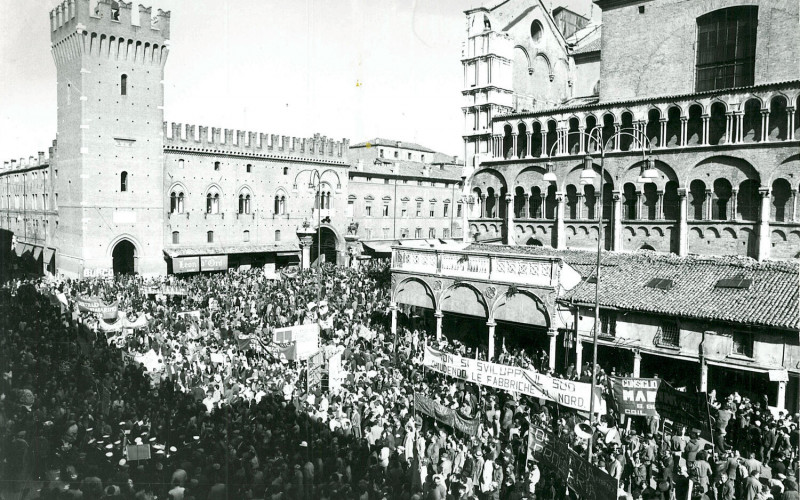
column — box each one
[659,118,667,148]
[390,303,398,338]
[777,380,787,411]
[635,191,643,220]
[678,188,688,256]
[548,329,558,371]
[575,340,583,372]
[725,113,734,144]
[791,189,798,222]
[680,117,688,146]
[577,194,585,219]
[555,191,566,248]
[540,131,548,157]
[505,193,515,245]
[787,107,796,141]
[487,321,496,361]
[594,193,601,220]
[632,350,642,378]
[521,193,530,218]
[578,127,586,154]
[461,194,472,243]
[656,191,664,220]
[612,191,623,250]
[298,234,314,269]
[704,189,713,221]
[730,188,738,220]
[480,194,487,218]
[511,133,519,159]
[761,110,769,142]
[614,124,621,151]
[434,311,443,341]
[700,359,708,393]
[701,115,710,145]
[736,113,744,143]
[493,193,500,218]
[757,187,771,260]
[526,131,533,158]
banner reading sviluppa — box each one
[422,346,604,413]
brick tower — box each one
[50,0,169,276]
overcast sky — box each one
[0,0,596,160]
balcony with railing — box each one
[391,246,560,288]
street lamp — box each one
[543,126,654,463]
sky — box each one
[0,0,597,160]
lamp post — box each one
[543,127,656,463]
[293,168,341,306]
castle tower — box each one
[50,0,170,276]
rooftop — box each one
[466,243,800,330]
[351,138,436,154]
[352,158,463,182]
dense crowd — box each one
[1,262,799,500]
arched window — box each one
[206,189,220,214]
[120,74,127,95]
[278,195,284,214]
[120,171,128,192]
[275,230,281,242]
[172,231,179,244]
[696,6,758,92]
[207,231,214,243]
[170,189,185,214]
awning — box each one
[164,243,299,258]
[14,244,24,257]
[362,241,393,255]
[43,247,55,263]
[32,246,43,260]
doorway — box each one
[112,239,137,275]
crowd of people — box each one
[1,261,799,500]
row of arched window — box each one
[169,188,291,215]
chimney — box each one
[10,160,17,169]
[396,141,402,148]
[2,161,8,170]
[38,152,45,165]
[29,156,36,166]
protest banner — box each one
[527,424,618,500]
[210,352,225,364]
[414,393,480,437]
[307,350,325,390]
[273,323,319,361]
[327,349,345,392]
[610,377,660,417]
[423,346,603,413]
[141,285,188,296]
[77,296,119,320]
[176,310,201,321]
[654,380,713,439]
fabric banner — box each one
[527,424,618,500]
[177,310,201,321]
[328,350,345,392]
[76,296,119,319]
[414,393,479,437]
[141,285,188,296]
[307,350,325,389]
[273,324,319,361]
[423,346,603,413]
[654,381,714,439]
[610,377,660,417]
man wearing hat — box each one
[684,429,702,467]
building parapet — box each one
[163,122,349,161]
[391,246,561,288]
[50,0,170,41]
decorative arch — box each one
[621,159,679,189]
[393,277,436,310]
[440,282,489,319]
[106,233,143,259]
[689,155,760,187]
[490,289,550,327]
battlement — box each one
[0,146,54,175]
[162,122,350,161]
[50,0,170,49]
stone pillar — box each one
[480,194,488,218]
[757,187,771,260]
[390,303,398,337]
[700,359,708,393]
[702,115,710,145]
[548,329,558,371]
[659,118,667,148]
[526,131,533,158]
[578,127,586,154]
[540,131,548,157]
[461,194,472,242]
[297,227,316,269]
[777,380,787,411]
[555,191,566,248]
[435,311,443,341]
[511,133,519,159]
[730,188,739,220]
[680,117,688,146]
[787,107,796,141]
[521,194,530,219]
[505,193,515,245]
[575,340,583,371]
[577,194,585,219]
[612,191,623,250]
[614,124,621,151]
[493,193,500,218]
[761,110,769,142]
[736,113,744,143]
[487,321,496,361]
[678,188,689,256]
[704,189,713,221]
[633,350,642,378]
[725,113,734,144]
[635,191,643,221]
[791,189,798,222]
[656,191,664,220]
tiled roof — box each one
[351,138,436,154]
[466,243,800,330]
[573,38,601,54]
[352,159,463,181]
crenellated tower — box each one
[50,0,170,276]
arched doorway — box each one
[312,227,338,265]
[112,239,137,275]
